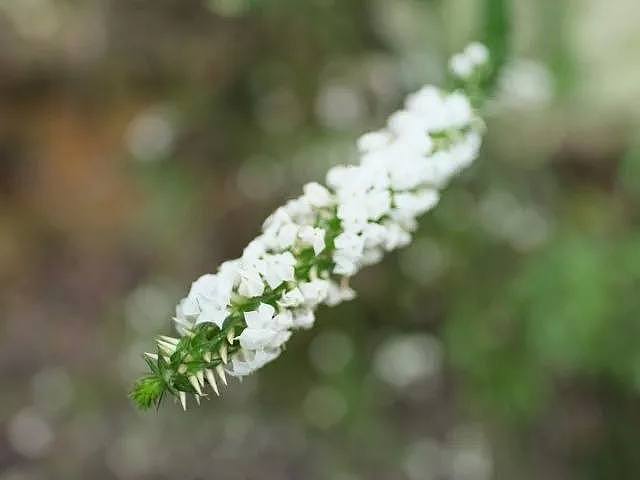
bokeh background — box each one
[2,0,640,479]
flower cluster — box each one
[449,42,490,79]
[130,43,490,410]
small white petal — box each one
[303,182,333,207]
[216,364,227,386]
[357,130,391,153]
[465,42,489,65]
[189,376,202,395]
[206,369,220,396]
[219,344,228,364]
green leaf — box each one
[130,376,166,410]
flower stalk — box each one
[130,43,492,410]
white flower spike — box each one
[131,43,491,410]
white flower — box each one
[449,42,489,79]
[328,164,389,194]
[406,86,442,116]
[326,165,352,191]
[276,223,300,249]
[363,190,392,220]
[219,259,241,286]
[404,87,474,133]
[337,200,369,232]
[444,92,473,129]
[387,154,429,191]
[333,230,366,275]
[283,196,315,224]
[324,280,357,307]
[298,226,326,255]
[394,190,440,219]
[228,348,281,377]
[259,252,296,290]
[262,209,299,251]
[175,298,197,323]
[333,253,358,276]
[237,303,291,350]
[303,182,333,208]
[360,247,384,266]
[278,287,305,308]
[465,42,489,65]
[357,130,391,153]
[405,87,450,132]
[387,110,433,152]
[361,222,387,248]
[443,130,481,173]
[383,223,412,251]
[334,231,365,257]
[337,188,391,224]
[243,238,267,261]
[272,309,294,329]
[292,309,315,329]
[388,109,424,136]
[423,150,459,187]
[186,274,220,306]
[450,53,474,78]
[262,207,291,232]
[196,302,230,328]
[177,273,235,328]
[390,214,417,233]
[238,263,265,297]
[299,279,330,307]
[176,290,203,318]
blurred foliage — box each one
[482,0,510,90]
[1,0,640,479]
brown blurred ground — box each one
[1,1,640,479]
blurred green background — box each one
[1,0,640,479]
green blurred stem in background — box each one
[482,0,510,92]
